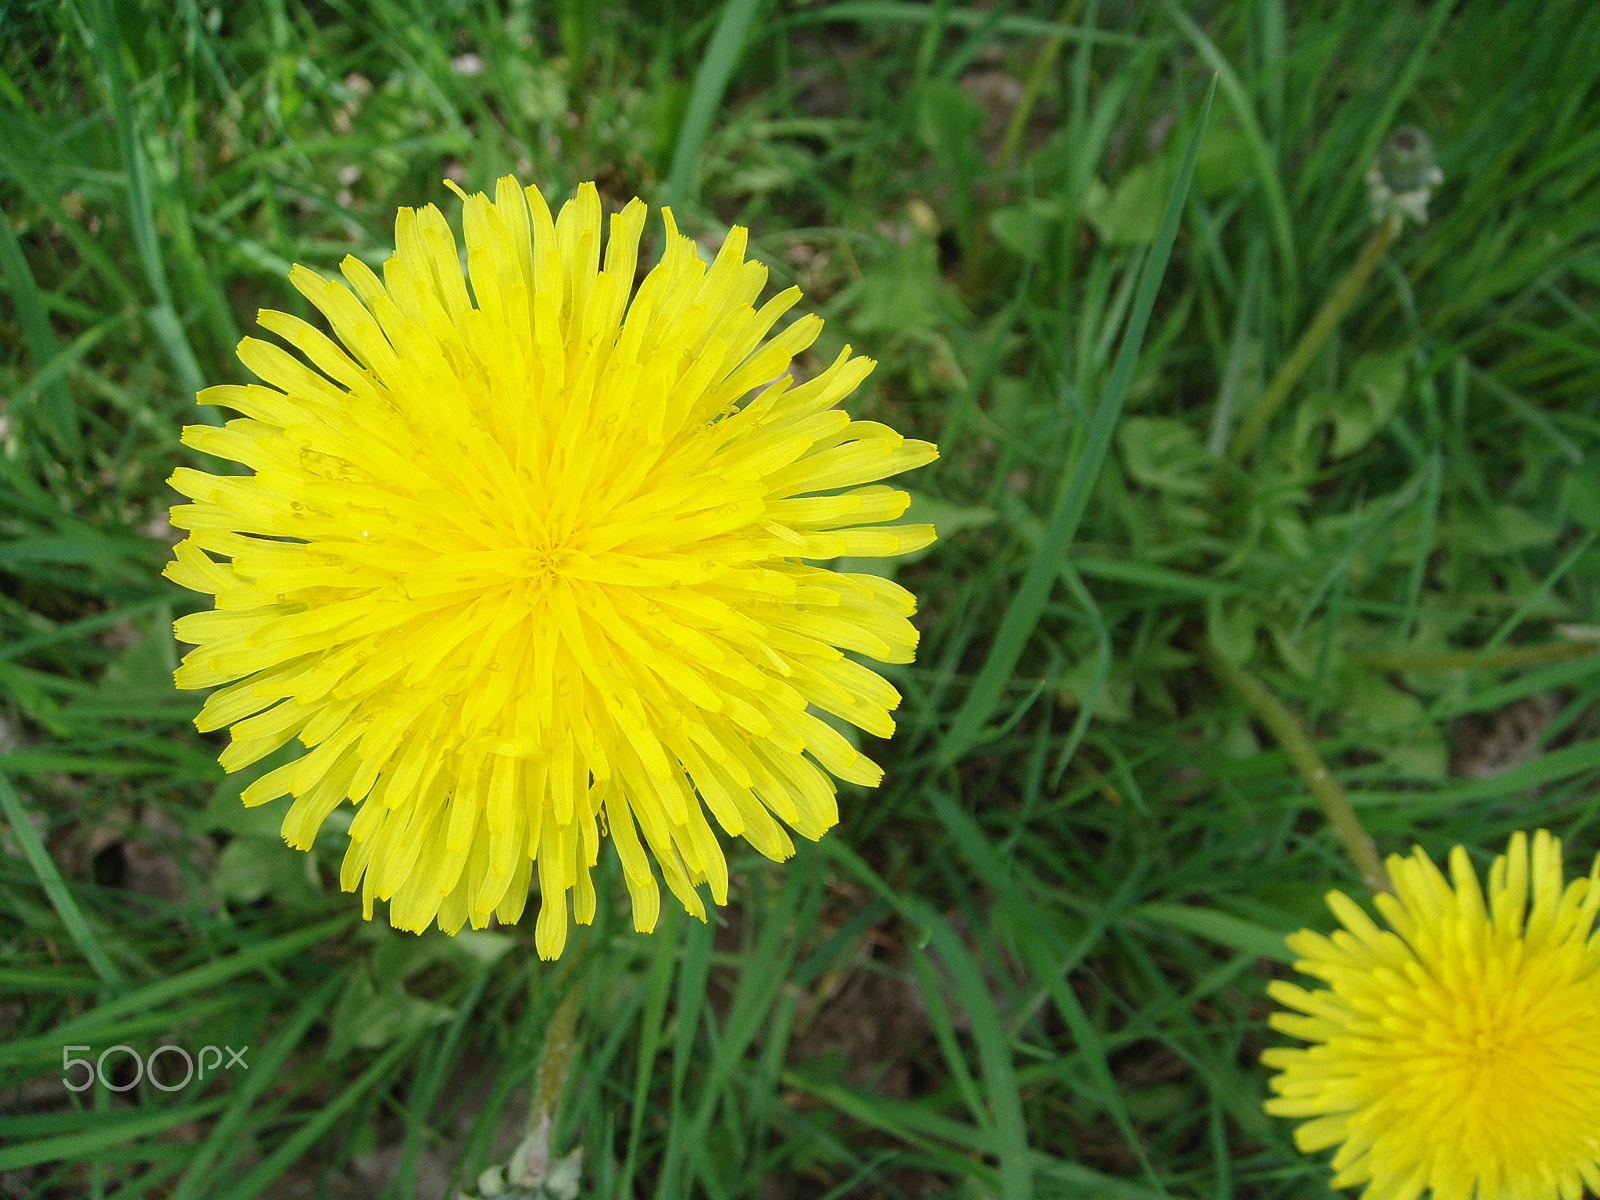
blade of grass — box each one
[212,1027,427,1200]
[913,0,954,86]
[1346,737,1600,811]
[166,973,343,1200]
[0,1099,228,1171]
[1470,363,1585,465]
[907,944,991,1133]
[0,769,125,991]
[1161,4,1297,298]
[927,791,1165,1193]
[0,214,79,461]
[941,76,1217,763]
[781,2,1145,48]
[1072,554,1242,598]
[104,1152,190,1200]
[1206,235,1266,454]
[684,866,819,1194]
[1291,466,1429,641]
[909,903,1031,1200]
[0,140,141,308]
[1399,451,1443,641]
[390,970,491,1200]
[0,595,177,665]
[5,316,127,422]
[664,0,764,208]
[657,911,713,1200]
[1478,531,1597,659]
[0,967,102,992]
[0,997,240,1072]
[619,906,681,1200]
[49,916,350,1041]
[82,0,214,419]
[997,494,1111,786]
[1129,903,1293,963]
[778,1070,1011,1187]
[1428,652,1600,723]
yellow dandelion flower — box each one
[1263,830,1600,1200]
[165,178,937,959]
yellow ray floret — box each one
[166,178,938,958]
[1263,830,1600,1200]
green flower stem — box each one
[1225,213,1401,467]
[1362,641,1598,672]
[995,0,1085,178]
[962,0,1083,292]
[1195,635,1392,893]
[531,983,583,1133]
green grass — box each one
[3,0,1600,1196]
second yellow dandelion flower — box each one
[1264,830,1600,1200]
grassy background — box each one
[3,0,1600,1196]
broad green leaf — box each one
[213,835,313,905]
[1118,416,1213,496]
[1339,667,1448,779]
[988,198,1063,256]
[1295,348,1410,458]
[844,239,961,336]
[1085,168,1168,246]
[97,613,178,698]
[1085,117,1253,246]
[916,77,985,168]
[895,490,997,564]
[1562,472,1600,531]
[1058,656,1132,722]
[1206,598,1259,668]
[191,742,301,837]
[326,964,453,1060]
[1195,118,1253,195]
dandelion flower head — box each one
[166,178,938,958]
[1264,830,1600,1200]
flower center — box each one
[1439,986,1534,1080]
[522,540,571,588]
[1417,966,1597,1139]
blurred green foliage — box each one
[2,0,1600,1197]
